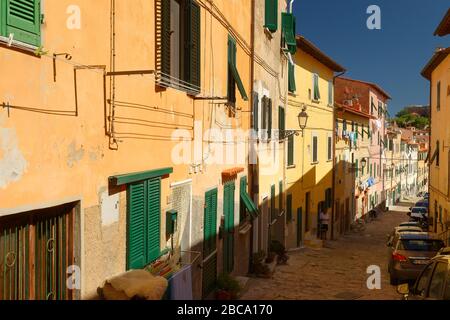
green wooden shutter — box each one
[204,188,218,256]
[313,73,320,100]
[147,178,161,263]
[355,159,359,178]
[228,35,248,101]
[185,0,201,92]
[264,0,278,32]
[127,181,147,270]
[160,0,171,81]
[5,0,41,46]
[286,194,292,222]
[223,182,235,274]
[253,92,259,132]
[278,106,285,140]
[312,136,318,162]
[282,13,296,54]
[288,62,296,93]
[287,135,294,166]
[268,98,272,140]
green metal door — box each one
[223,182,235,274]
[202,188,218,298]
[297,207,303,247]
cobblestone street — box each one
[241,204,414,300]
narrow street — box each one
[241,203,413,300]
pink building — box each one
[335,77,391,211]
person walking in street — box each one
[319,208,330,240]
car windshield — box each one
[399,240,445,251]
[412,208,427,213]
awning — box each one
[109,167,173,186]
[240,189,259,218]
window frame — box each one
[311,133,319,164]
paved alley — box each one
[241,205,413,300]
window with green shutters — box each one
[278,106,285,141]
[271,185,276,222]
[0,0,42,47]
[312,134,318,163]
[437,81,441,111]
[227,34,248,107]
[157,0,200,94]
[286,194,292,222]
[313,73,320,101]
[264,0,278,33]
[328,80,333,105]
[253,92,259,134]
[203,188,218,257]
[287,134,294,166]
[127,178,161,270]
[288,62,296,93]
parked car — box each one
[387,226,424,247]
[399,221,422,228]
[388,232,445,285]
[408,207,428,221]
[397,256,450,300]
[414,200,429,209]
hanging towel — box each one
[168,265,193,300]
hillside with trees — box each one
[392,105,430,129]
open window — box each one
[157,0,201,94]
[227,35,248,108]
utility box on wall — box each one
[166,209,178,237]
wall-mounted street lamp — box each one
[284,107,309,138]
[360,157,367,171]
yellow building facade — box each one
[285,36,345,248]
[0,0,255,300]
[422,9,450,244]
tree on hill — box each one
[394,106,429,129]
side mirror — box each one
[397,283,409,295]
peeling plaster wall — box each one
[0,126,27,188]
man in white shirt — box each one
[319,209,330,240]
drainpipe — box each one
[289,0,295,13]
[331,70,346,240]
[248,0,256,274]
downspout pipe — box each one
[289,0,295,13]
[249,0,256,274]
[331,70,346,240]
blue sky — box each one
[293,0,449,116]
